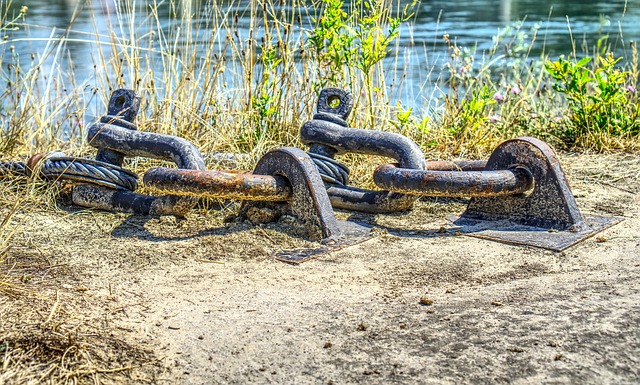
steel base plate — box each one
[450,214,623,251]
[275,220,374,264]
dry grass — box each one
[0,202,158,384]
[0,178,160,384]
[1,0,638,159]
[0,261,158,384]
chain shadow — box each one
[58,197,253,242]
[59,195,464,244]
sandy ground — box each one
[1,153,639,384]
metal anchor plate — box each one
[274,220,375,264]
[449,214,623,251]
[453,137,623,250]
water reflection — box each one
[501,0,512,23]
[3,0,639,108]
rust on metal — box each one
[144,168,292,201]
[325,185,417,213]
[26,153,46,172]
[425,160,487,171]
[240,147,341,242]
[373,163,533,197]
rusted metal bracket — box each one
[452,137,622,251]
[144,146,372,247]
[239,147,341,242]
[301,88,426,213]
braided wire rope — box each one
[40,156,139,190]
[0,161,27,176]
[0,155,138,190]
[308,152,350,186]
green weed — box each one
[308,0,416,127]
[545,53,639,149]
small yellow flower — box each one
[20,6,28,14]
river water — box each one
[2,0,639,109]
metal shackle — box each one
[301,88,426,169]
[72,89,206,217]
[301,88,427,213]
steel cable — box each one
[0,161,28,176]
[308,152,350,186]
[0,155,138,190]
[40,156,139,190]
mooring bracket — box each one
[240,147,372,248]
[454,137,622,251]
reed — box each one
[0,0,638,162]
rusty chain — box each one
[0,88,598,245]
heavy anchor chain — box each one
[302,88,621,250]
[0,89,344,243]
[301,88,582,229]
[301,88,533,212]
[144,147,342,242]
[72,89,207,217]
[0,88,621,251]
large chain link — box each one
[72,89,206,217]
[302,88,426,213]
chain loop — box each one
[302,88,425,213]
[73,89,206,217]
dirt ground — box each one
[1,153,639,384]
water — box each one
[412,0,638,62]
[2,0,639,110]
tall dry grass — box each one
[0,0,415,159]
[0,0,638,162]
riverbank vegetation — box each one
[0,0,637,160]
